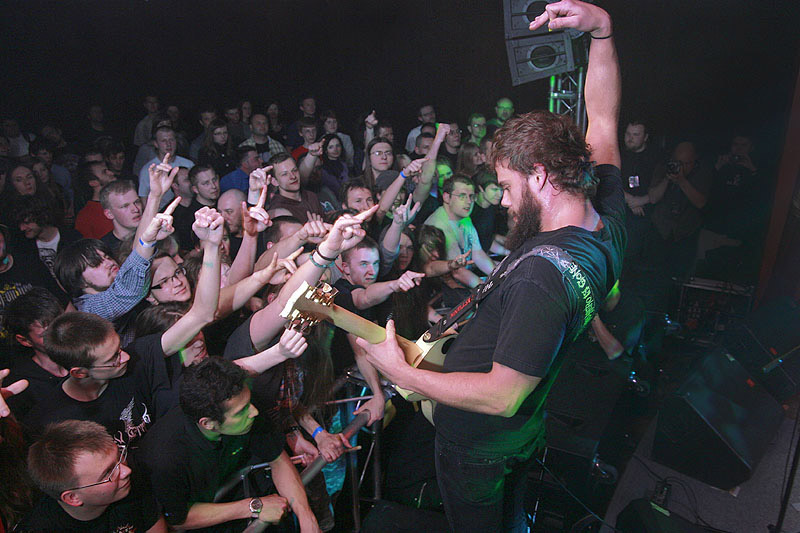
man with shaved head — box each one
[217,188,246,257]
[648,140,713,277]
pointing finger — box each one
[162,152,171,165]
[354,204,379,222]
[257,185,268,208]
[163,196,181,215]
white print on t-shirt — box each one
[115,398,151,445]
[112,525,135,533]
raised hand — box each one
[364,110,378,130]
[278,327,308,360]
[242,186,271,236]
[142,196,180,242]
[447,251,473,271]
[435,123,451,141]
[402,157,427,178]
[148,152,179,198]
[319,205,379,256]
[192,206,225,245]
[0,368,29,418]
[307,142,323,158]
[392,194,421,229]
[249,166,272,194]
[295,212,331,245]
[529,0,611,37]
[258,247,302,285]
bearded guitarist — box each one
[355,1,624,530]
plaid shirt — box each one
[75,249,152,322]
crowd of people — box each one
[0,85,521,532]
[0,1,770,530]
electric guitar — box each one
[280,281,457,413]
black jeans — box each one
[435,433,534,533]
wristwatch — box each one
[249,497,263,519]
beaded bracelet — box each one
[309,252,334,269]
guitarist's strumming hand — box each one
[317,204,379,258]
[355,319,412,391]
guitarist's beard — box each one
[506,186,542,252]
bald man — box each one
[217,189,245,258]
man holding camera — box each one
[648,141,713,278]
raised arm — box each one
[160,208,223,356]
[376,158,426,222]
[533,1,619,167]
[135,154,179,259]
[254,214,330,271]
[412,124,448,204]
[298,142,322,182]
[351,271,424,310]
[248,206,379,351]
[229,184,271,285]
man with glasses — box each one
[487,97,515,136]
[55,157,181,344]
[424,175,496,306]
[21,309,169,446]
[20,419,167,532]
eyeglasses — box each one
[151,265,187,290]
[371,150,393,158]
[91,346,125,369]
[452,193,476,202]
[66,445,128,491]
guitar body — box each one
[394,332,458,402]
[281,281,458,424]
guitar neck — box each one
[324,304,422,365]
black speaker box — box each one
[361,500,450,533]
[652,349,784,489]
[616,498,703,532]
[723,297,800,403]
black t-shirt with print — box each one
[22,334,170,446]
[433,165,626,454]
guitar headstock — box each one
[280,281,338,332]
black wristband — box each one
[315,245,337,262]
[590,32,613,39]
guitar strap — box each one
[424,245,597,343]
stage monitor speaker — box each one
[361,500,450,533]
[652,349,784,490]
[503,0,590,39]
[505,32,578,87]
[615,499,704,533]
[723,297,800,403]
[504,0,553,38]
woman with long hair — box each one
[455,141,485,177]
[320,133,350,199]
[266,101,288,145]
[31,157,70,224]
[198,118,235,176]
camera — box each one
[666,160,682,175]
